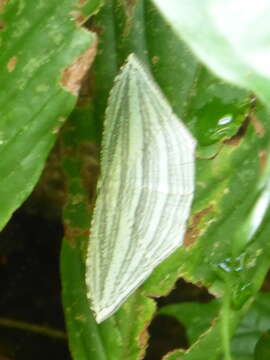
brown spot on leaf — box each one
[7,56,17,72]
[151,56,160,64]
[138,322,150,349]
[70,10,87,25]
[0,20,5,29]
[60,39,97,95]
[64,222,90,246]
[0,0,8,13]
[125,0,137,16]
[250,114,265,137]
[259,149,267,173]
[122,0,138,36]
[76,0,87,6]
[184,206,213,247]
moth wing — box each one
[86,54,196,323]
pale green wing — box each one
[86,54,196,323]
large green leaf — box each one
[61,1,270,359]
[152,0,270,105]
[0,0,101,230]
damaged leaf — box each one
[0,0,100,230]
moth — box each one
[86,54,196,323]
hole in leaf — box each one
[144,314,187,360]
[156,278,215,308]
[145,280,215,359]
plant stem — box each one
[0,317,67,340]
[221,287,232,360]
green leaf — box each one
[159,301,220,344]
[152,0,270,105]
[232,293,270,360]
[0,0,101,230]
[161,292,270,360]
[61,1,270,359]
[255,331,270,360]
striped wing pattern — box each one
[86,54,196,323]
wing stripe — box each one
[86,54,196,323]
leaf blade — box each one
[0,0,100,230]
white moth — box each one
[86,54,196,323]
